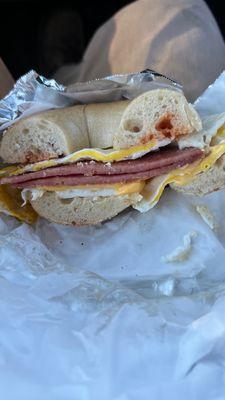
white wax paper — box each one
[1,73,225,399]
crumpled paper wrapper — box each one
[1,72,225,399]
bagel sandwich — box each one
[0,88,224,225]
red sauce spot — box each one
[155,115,174,138]
[138,113,189,145]
[140,133,154,144]
[155,117,173,131]
[132,126,141,133]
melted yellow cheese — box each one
[0,141,157,178]
[216,125,225,138]
[211,124,225,146]
[37,181,145,195]
[1,135,225,222]
[0,185,37,224]
[171,142,225,185]
[138,142,225,209]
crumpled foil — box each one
[0,68,182,132]
[0,70,71,128]
[2,70,225,399]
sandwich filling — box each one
[1,91,225,224]
[0,147,203,188]
[0,146,204,223]
[1,137,225,223]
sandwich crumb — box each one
[161,231,197,263]
[195,204,218,230]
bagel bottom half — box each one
[31,192,141,225]
[171,154,225,196]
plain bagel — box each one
[0,89,201,164]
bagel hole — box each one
[47,141,55,148]
[124,119,143,133]
[60,198,74,205]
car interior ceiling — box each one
[0,0,223,80]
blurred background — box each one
[0,0,223,79]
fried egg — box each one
[177,112,225,149]
[21,181,145,203]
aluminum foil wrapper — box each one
[0,69,182,132]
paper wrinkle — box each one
[2,71,225,398]
[195,205,218,230]
[176,297,225,378]
[2,188,225,398]
[194,71,225,117]
[161,231,197,263]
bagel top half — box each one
[0,89,201,164]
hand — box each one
[0,58,14,99]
